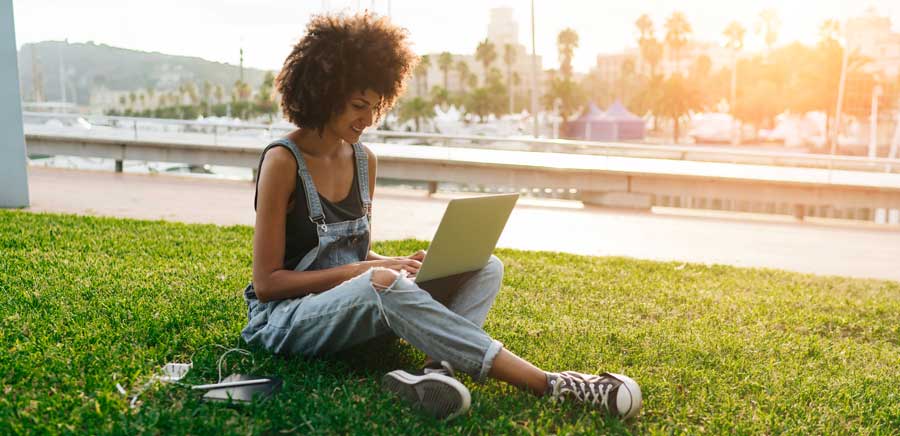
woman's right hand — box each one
[364,258,422,277]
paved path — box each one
[22,166,900,282]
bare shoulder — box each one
[257,145,297,201]
[262,145,297,171]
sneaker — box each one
[546,371,643,419]
[382,361,471,420]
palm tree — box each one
[475,39,497,85]
[503,44,517,115]
[214,84,224,105]
[665,11,692,74]
[756,9,781,55]
[455,60,471,93]
[657,73,701,142]
[635,14,662,76]
[724,21,746,52]
[438,52,453,90]
[398,97,436,131]
[202,80,213,113]
[146,88,156,108]
[419,54,431,95]
[556,28,579,80]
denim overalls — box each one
[241,138,505,380]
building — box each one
[409,6,543,106]
[594,49,639,84]
[847,8,900,79]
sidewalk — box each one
[23,166,900,282]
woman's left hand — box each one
[406,250,427,262]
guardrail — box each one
[23,129,900,223]
[23,111,900,174]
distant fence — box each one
[24,128,900,224]
[22,111,900,174]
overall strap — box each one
[352,143,372,220]
[274,138,328,232]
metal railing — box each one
[22,111,900,173]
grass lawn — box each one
[1,210,899,435]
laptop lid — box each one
[414,194,518,283]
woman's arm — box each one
[252,146,420,302]
[252,147,369,302]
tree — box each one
[202,80,213,113]
[724,21,746,52]
[256,71,278,121]
[420,54,431,94]
[414,55,431,96]
[635,14,662,76]
[398,97,435,131]
[557,28,579,80]
[438,52,453,90]
[503,44,517,115]
[475,39,496,85]
[455,60,471,94]
[430,86,451,110]
[756,9,781,55]
[665,11,692,74]
[543,76,585,123]
[657,73,702,142]
[214,84,224,105]
[146,88,156,108]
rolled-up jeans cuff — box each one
[476,339,504,382]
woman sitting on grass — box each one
[241,12,642,420]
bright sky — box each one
[12,0,900,73]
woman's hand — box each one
[366,258,422,276]
[406,250,427,262]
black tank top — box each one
[254,142,364,270]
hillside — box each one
[17,40,272,105]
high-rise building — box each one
[847,7,900,79]
[487,7,519,49]
[410,6,543,111]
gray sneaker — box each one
[546,371,643,419]
[382,361,471,420]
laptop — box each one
[414,193,518,283]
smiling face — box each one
[324,89,383,144]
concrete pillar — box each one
[0,0,29,208]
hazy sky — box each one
[12,0,900,73]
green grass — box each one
[1,210,899,435]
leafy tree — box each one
[430,86,450,109]
[665,11,692,74]
[475,39,497,85]
[657,73,702,142]
[398,97,435,131]
[543,76,585,123]
[557,28,579,80]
